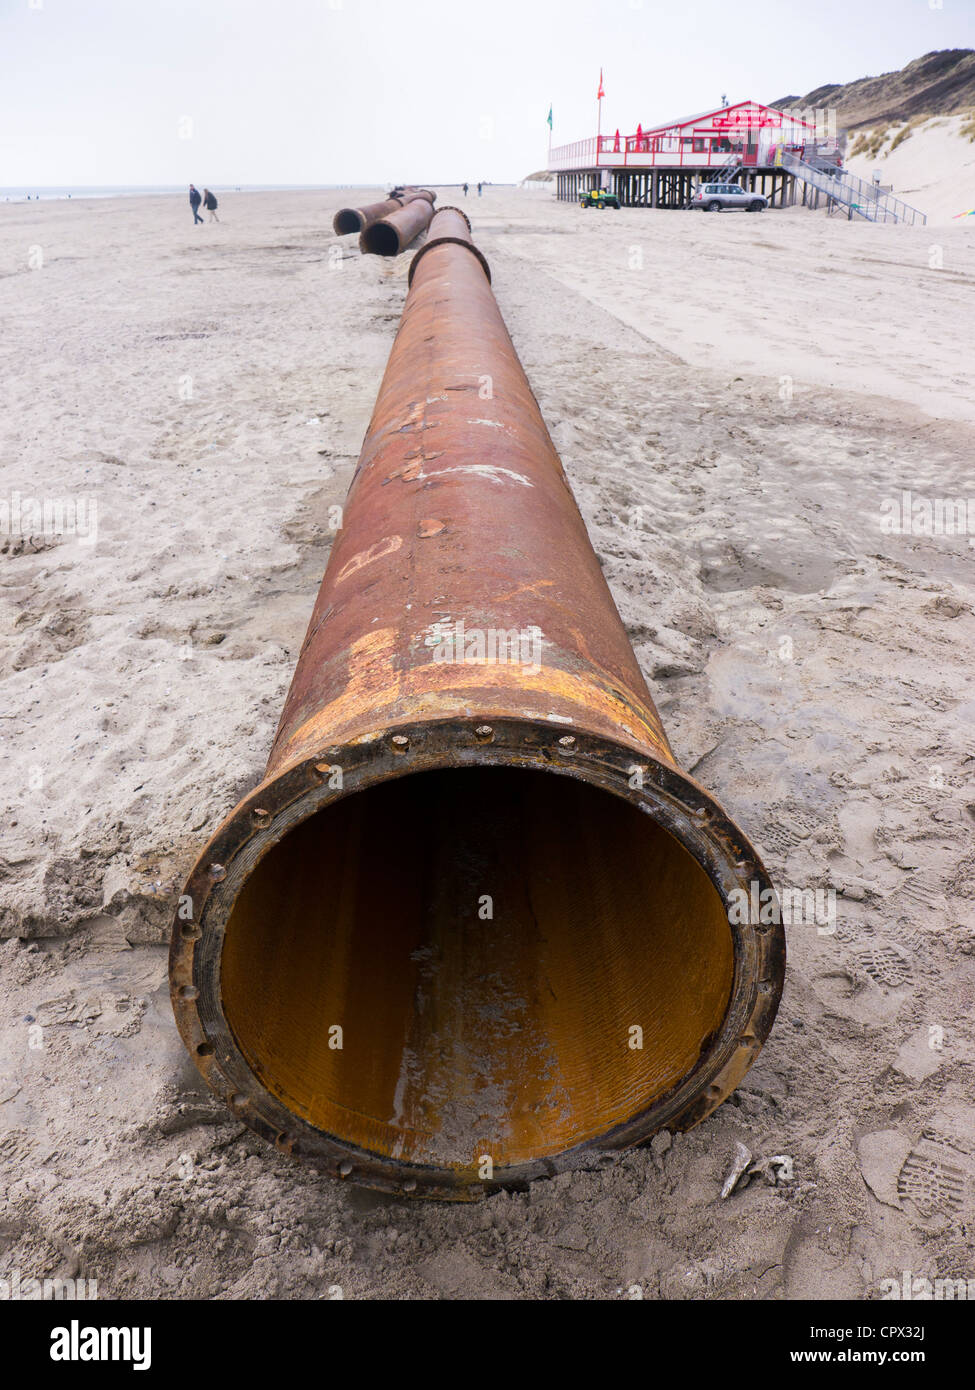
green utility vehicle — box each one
[580,190,621,209]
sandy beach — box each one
[1,186,974,1299]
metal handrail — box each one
[781,151,926,226]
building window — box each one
[693,137,706,153]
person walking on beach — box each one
[203,188,219,222]
[463,182,469,197]
[477,182,483,197]
[189,185,204,224]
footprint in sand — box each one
[757,803,822,860]
[890,874,949,923]
[897,1125,975,1219]
[851,938,915,990]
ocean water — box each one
[0,184,358,203]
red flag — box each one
[597,69,605,101]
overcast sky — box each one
[1,0,971,186]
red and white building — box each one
[550,100,837,207]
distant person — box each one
[463,182,469,197]
[189,184,203,224]
[203,188,219,222]
[477,182,483,197]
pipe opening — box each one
[361,222,401,257]
[219,766,735,1172]
[333,209,363,235]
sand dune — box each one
[845,111,975,224]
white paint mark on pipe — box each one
[437,464,533,487]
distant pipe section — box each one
[332,196,405,236]
[170,205,785,1201]
[392,187,436,204]
[360,195,436,256]
[334,188,438,237]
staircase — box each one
[781,151,926,226]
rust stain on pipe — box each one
[360,196,435,257]
[170,208,785,1201]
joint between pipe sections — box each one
[434,205,473,230]
[409,235,491,286]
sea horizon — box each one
[1,180,507,205]
[0,183,378,204]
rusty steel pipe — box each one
[170,208,785,1201]
[360,195,435,256]
[333,189,436,237]
[408,206,490,286]
[391,186,437,204]
[332,195,405,236]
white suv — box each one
[689,183,768,212]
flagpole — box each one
[596,69,605,164]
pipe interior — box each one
[361,222,400,256]
[220,767,734,1171]
[333,209,363,235]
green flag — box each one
[547,106,553,130]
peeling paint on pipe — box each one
[170,207,785,1201]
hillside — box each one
[842,111,975,224]
[772,48,975,131]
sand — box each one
[1,185,973,1300]
[845,112,975,226]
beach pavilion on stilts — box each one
[551,99,830,209]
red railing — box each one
[550,132,831,173]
